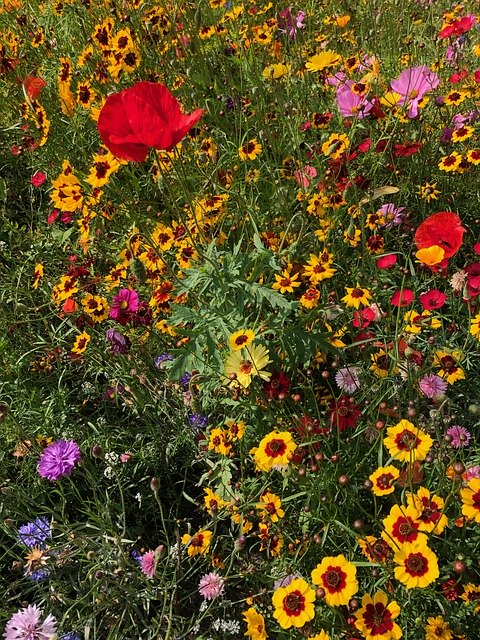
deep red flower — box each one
[376,254,397,269]
[473,243,480,255]
[31,171,46,187]
[438,15,476,39]
[23,75,46,100]
[263,371,291,401]
[98,82,203,162]
[414,212,465,259]
[390,289,414,307]
[394,141,422,157]
[352,308,376,329]
[449,68,468,84]
[419,289,447,310]
[327,396,361,432]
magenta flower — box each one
[418,374,447,399]
[336,85,374,119]
[198,572,225,600]
[390,66,440,117]
[4,604,57,640]
[139,550,156,578]
[446,425,471,448]
[109,288,139,325]
[37,440,81,482]
[278,7,306,39]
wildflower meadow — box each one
[1,0,480,638]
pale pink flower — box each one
[198,572,225,600]
[4,604,56,640]
[335,367,361,393]
[446,425,471,448]
[465,466,480,482]
[139,550,156,578]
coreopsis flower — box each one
[272,269,301,293]
[383,420,432,463]
[327,395,361,431]
[369,465,399,496]
[207,427,232,456]
[390,66,439,118]
[424,616,453,640]
[82,294,110,323]
[181,529,212,556]
[358,536,392,564]
[228,329,255,351]
[433,350,465,384]
[321,132,350,159]
[252,430,297,472]
[342,284,372,309]
[243,607,267,640]
[257,491,284,522]
[438,151,463,172]
[308,632,330,640]
[224,344,272,388]
[406,487,448,534]
[51,161,83,212]
[37,439,81,481]
[203,488,227,515]
[4,604,57,640]
[311,555,358,606]
[32,263,44,289]
[470,313,480,339]
[306,50,342,72]
[238,138,262,161]
[98,82,203,162]
[272,578,316,629]
[354,591,402,640]
[225,419,245,441]
[258,522,283,556]
[382,504,427,549]
[393,542,439,589]
[71,332,90,355]
[460,478,480,523]
[461,583,480,613]
[417,182,440,201]
[370,350,395,378]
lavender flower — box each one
[105,329,130,355]
[189,414,207,431]
[37,440,81,482]
[446,425,471,448]
[4,604,57,640]
[26,568,50,582]
[198,572,225,600]
[379,203,405,228]
[17,517,51,549]
[419,374,448,399]
[335,367,361,394]
[154,352,173,369]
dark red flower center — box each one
[392,517,419,542]
[283,591,305,616]
[363,602,394,634]
[265,438,287,458]
[234,334,249,346]
[377,473,394,490]
[395,430,420,451]
[405,552,428,576]
[323,566,347,593]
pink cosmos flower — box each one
[139,550,156,578]
[4,604,57,640]
[109,288,140,325]
[336,85,374,119]
[198,572,225,600]
[390,66,440,117]
[418,373,447,398]
[446,425,471,448]
[465,466,480,481]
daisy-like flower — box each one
[203,487,227,515]
[342,284,372,309]
[446,425,471,448]
[424,616,453,640]
[383,420,432,463]
[433,350,465,384]
[369,465,399,497]
[252,430,297,472]
[358,536,392,564]
[181,529,213,556]
[272,578,316,629]
[335,366,360,393]
[257,491,285,522]
[382,504,427,549]
[370,350,395,379]
[238,139,262,161]
[243,607,267,640]
[71,331,90,355]
[418,373,447,398]
[460,478,480,524]
[417,182,440,202]
[305,50,342,72]
[17,518,51,549]
[207,427,231,456]
[393,542,439,589]
[470,313,480,339]
[198,572,225,600]
[272,269,301,293]
[461,583,480,613]
[438,151,462,172]
[311,554,358,606]
[228,329,255,351]
[354,591,402,640]
[4,604,57,640]
[407,487,448,534]
[224,344,272,388]
[37,440,81,481]
[321,133,350,160]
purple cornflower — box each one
[198,572,225,600]
[446,425,471,448]
[278,7,306,40]
[335,367,361,393]
[139,550,156,578]
[105,329,130,355]
[189,414,207,430]
[60,634,80,640]
[390,66,440,118]
[418,373,447,399]
[4,604,57,640]
[17,517,51,549]
[109,288,139,325]
[336,85,374,119]
[179,371,192,387]
[26,568,50,582]
[154,352,173,369]
[37,440,81,482]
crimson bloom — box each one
[419,289,446,310]
[327,395,361,432]
[98,81,203,162]
[390,289,414,307]
[438,15,476,39]
[414,212,465,259]
[23,75,46,100]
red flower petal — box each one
[391,289,414,307]
[414,212,465,258]
[419,289,447,310]
[376,254,397,269]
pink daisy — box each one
[418,374,447,399]
[446,425,471,448]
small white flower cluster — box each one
[212,618,240,635]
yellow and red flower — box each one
[382,504,427,549]
[252,431,297,472]
[181,529,212,556]
[243,607,267,640]
[272,578,316,629]
[407,487,448,534]
[257,491,284,522]
[460,478,480,524]
[354,591,402,640]
[311,554,358,606]
[369,466,399,496]
[393,542,439,589]
[383,420,432,463]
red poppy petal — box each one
[414,212,465,258]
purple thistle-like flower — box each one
[154,352,173,369]
[335,367,361,394]
[446,425,472,448]
[198,572,225,600]
[4,604,57,640]
[139,550,156,578]
[189,414,207,431]
[26,568,50,583]
[17,518,51,549]
[37,440,81,482]
[418,373,448,399]
[390,66,440,118]
[179,371,192,387]
[105,329,130,355]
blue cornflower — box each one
[17,517,51,548]
[179,371,192,387]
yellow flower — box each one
[407,486,448,534]
[243,607,267,640]
[71,332,90,355]
[229,329,255,351]
[224,344,272,388]
[424,616,452,640]
[208,428,232,456]
[354,591,402,640]
[252,430,296,472]
[257,491,284,522]
[225,418,245,441]
[303,254,336,284]
[239,139,262,161]
[444,90,469,106]
[433,349,465,384]
[383,420,432,463]
[417,182,440,202]
[308,633,330,640]
[461,583,480,613]
[305,50,342,72]
[470,313,480,339]
[415,245,445,266]
[382,504,427,550]
[203,488,227,515]
[342,284,372,309]
[451,125,474,142]
[272,578,316,629]
[272,270,301,293]
[300,288,320,309]
[460,478,480,524]
[393,542,439,589]
[438,151,462,172]
[262,63,291,79]
[33,263,44,289]
[321,133,349,159]
[369,465,399,497]
[181,529,212,556]
[81,294,110,323]
[370,349,397,378]
[311,554,358,607]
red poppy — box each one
[414,212,465,259]
[473,243,480,255]
[438,15,476,39]
[419,289,446,310]
[352,307,376,329]
[98,81,203,162]
[23,75,46,100]
[376,254,397,269]
[390,289,414,307]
